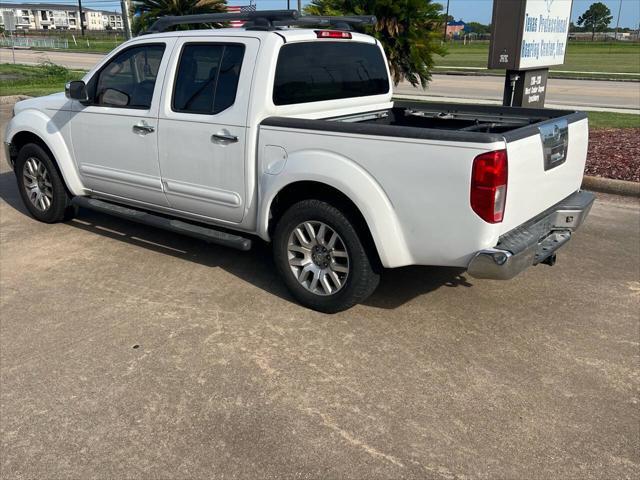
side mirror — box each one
[65,80,88,102]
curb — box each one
[582,175,640,197]
[392,95,640,115]
[433,70,640,83]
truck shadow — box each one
[367,266,472,309]
[0,171,473,310]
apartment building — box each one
[0,3,123,31]
[103,12,123,30]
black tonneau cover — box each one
[261,101,587,144]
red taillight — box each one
[470,149,508,223]
[315,30,352,39]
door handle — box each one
[132,122,155,135]
[212,133,238,143]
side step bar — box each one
[72,197,252,251]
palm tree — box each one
[132,0,227,34]
[305,0,446,88]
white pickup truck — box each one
[4,11,594,312]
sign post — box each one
[2,12,17,64]
[489,0,573,108]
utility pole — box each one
[77,0,85,36]
[121,0,132,39]
[297,0,302,12]
[287,1,290,9]
[614,0,622,41]
[443,0,450,42]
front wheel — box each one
[273,199,380,313]
[15,143,76,223]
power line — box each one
[4,1,124,6]
[2,0,123,2]
[3,1,123,3]
[4,1,124,13]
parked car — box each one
[4,11,594,312]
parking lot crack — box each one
[305,407,405,468]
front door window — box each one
[89,44,165,109]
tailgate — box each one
[500,113,589,234]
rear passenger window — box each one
[173,44,245,115]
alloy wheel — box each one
[22,157,53,212]
[287,221,350,296]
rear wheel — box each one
[15,143,76,223]
[273,199,380,313]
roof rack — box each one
[146,10,376,34]
[146,10,298,34]
[275,15,377,31]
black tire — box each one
[15,143,76,223]
[273,199,380,313]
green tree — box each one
[577,2,613,41]
[465,21,490,34]
[305,0,446,88]
[132,0,227,34]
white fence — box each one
[0,35,69,49]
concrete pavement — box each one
[396,76,640,113]
[2,47,638,112]
[0,47,104,70]
[0,103,639,479]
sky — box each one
[239,0,640,28]
[9,0,640,29]
[442,0,640,29]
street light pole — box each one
[77,0,85,36]
[443,0,450,42]
[614,0,622,41]
[121,0,132,40]
[298,0,302,12]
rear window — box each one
[273,41,390,106]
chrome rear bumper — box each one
[467,190,595,280]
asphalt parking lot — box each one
[0,103,638,479]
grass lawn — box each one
[587,111,640,129]
[21,40,121,54]
[2,63,637,130]
[436,41,640,78]
[9,38,640,76]
[0,62,84,96]
[57,40,121,53]
[4,32,123,54]
[395,96,639,129]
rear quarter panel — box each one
[258,125,506,268]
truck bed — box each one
[259,101,589,268]
[262,101,587,144]
[354,102,579,135]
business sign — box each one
[489,0,573,70]
[501,68,549,108]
